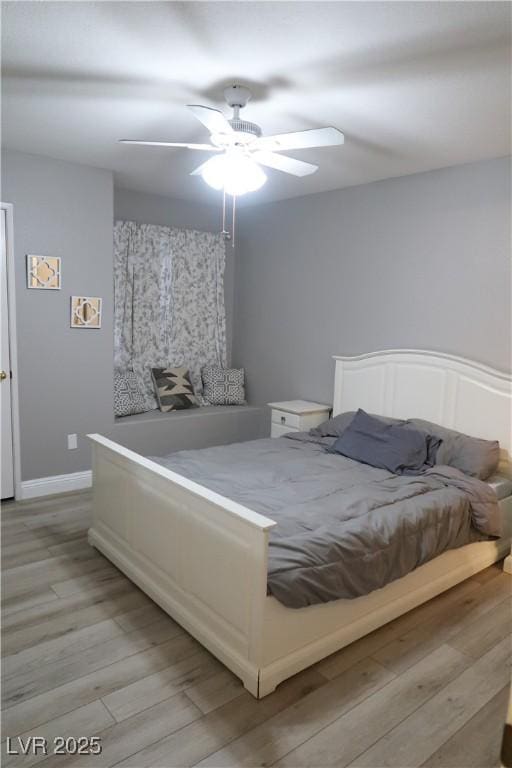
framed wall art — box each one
[26,255,61,289]
[70,296,102,329]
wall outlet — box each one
[67,434,77,450]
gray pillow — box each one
[329,409,442,475]
[312,410,402,438]
[202,365,246,405]
[408,419,500,480]
[114,370,149,417]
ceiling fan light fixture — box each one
[201,152,267,196]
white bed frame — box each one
[88,350,512,698]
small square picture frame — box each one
[70,296,102,329]
[26,254,61,290]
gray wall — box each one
[114,187,222,232]
[233,157,511,406]
[2,150,114,480]
[1,157,259,482]
[114,187,234,363]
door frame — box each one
[1,202,22,500]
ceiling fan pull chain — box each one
[221,186,232,243]
[222,185,227,236]
[232,194,236,249]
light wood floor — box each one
[1,490,511,768]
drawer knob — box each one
[281,415,286,425]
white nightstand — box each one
[267,400,331,438]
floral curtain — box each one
[113,220,227,409]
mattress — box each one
[152,433,501,608]
[488,473,512,500]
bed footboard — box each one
[87,434,276,697]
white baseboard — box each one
[20,470,92,500]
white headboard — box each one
[333,350,512,465]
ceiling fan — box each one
[119,84,345,197]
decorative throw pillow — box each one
[312,411,402,438]
[151,367,199,412]
[114,370,148,417]
[202,365,246,405]
[329,409,442,475]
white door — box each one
[1,209,14,499]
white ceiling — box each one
[2,1,511,207]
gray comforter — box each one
[151,432,501,608]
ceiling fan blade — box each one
[251,150,318,177]
[257,126,344,152]
[187,105,234,136]
[118,140,220,150]
[190,157,218,176]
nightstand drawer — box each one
[271,422,298,438]
[271,410,302,430]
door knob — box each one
[0,371,7,381]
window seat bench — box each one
[106,404,269,458]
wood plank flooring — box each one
[1,490,511,768]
